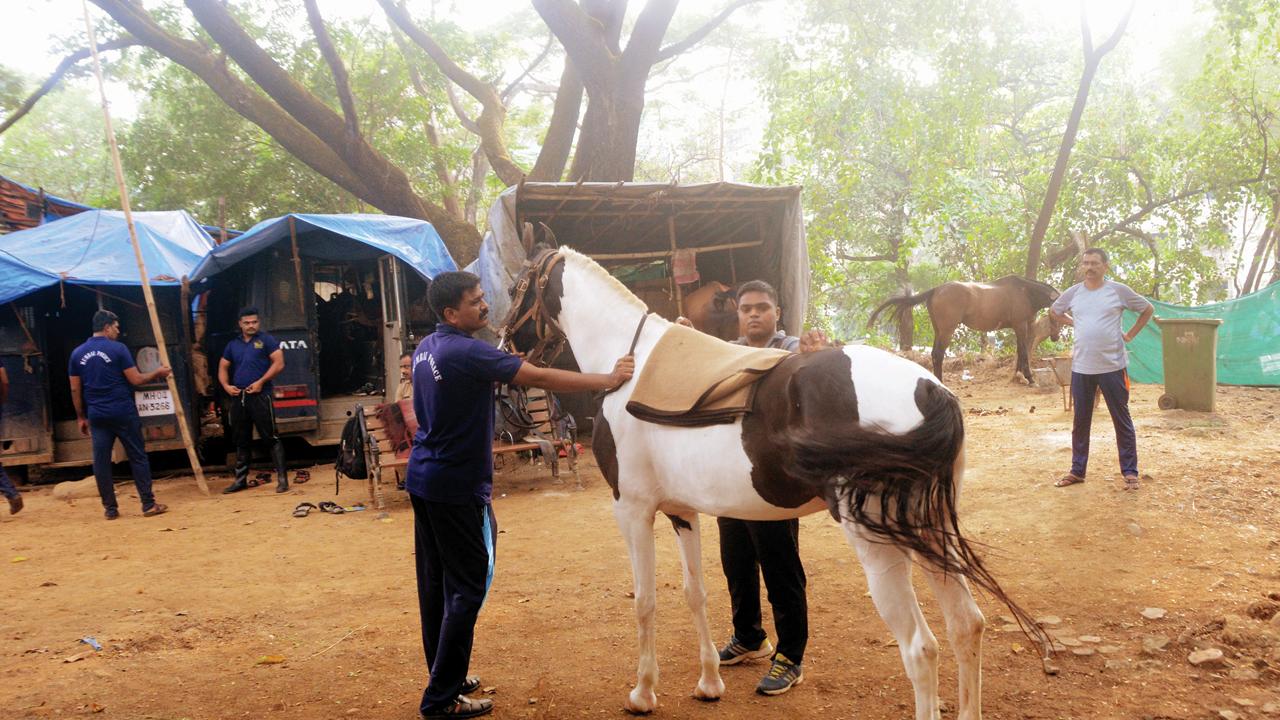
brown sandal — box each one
[1123,475,1140,491]
[1053,474,1085,487]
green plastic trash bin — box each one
[1153,317,1223,412]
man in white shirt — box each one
[1049,248,1154,490]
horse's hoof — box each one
[624,689,657,715]
[693,677,724,702]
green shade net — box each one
[1124,282,1280,386]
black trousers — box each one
[412,494,496,714]
[718,516,808,663]
[228,391,286,481]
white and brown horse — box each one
[501,247,1045,720]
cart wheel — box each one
[1157,394,1177,410]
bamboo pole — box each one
[288,216,306,317]
[218,197,228,245]
[82,1,208,495]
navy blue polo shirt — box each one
[68,336,138,419]
[406,323,524,504]
[221,332,281,390]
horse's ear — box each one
[538,222,557,247]
[520,222,536,257]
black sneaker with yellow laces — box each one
[755,653,803,696]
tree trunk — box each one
[1025,4,1133,280]
[1242,192,1280,295]
[571,77,647,181]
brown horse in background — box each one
[869,275,1061,384]
[681,281,739,340]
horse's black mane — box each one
[992,274,1060,307]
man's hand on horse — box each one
[799,328,834,354]
[609,356,636,389]
[675,316,694,328]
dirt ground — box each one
[3,356,1279,720]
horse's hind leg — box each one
[843,521,941,720]
[921,564,985,720]
[668,512,725,701]
[931,328,955,382]
[615,500,661,714]
[1013,321,1032,384]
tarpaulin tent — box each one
[1126,282,1280,386]
[0,209,216,305]
[189,213,457,282]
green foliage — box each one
[0,79,119,208]
[754,0,1280,352]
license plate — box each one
[135,389,174,417]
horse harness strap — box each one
[599,312,648,398]
[500,249,567,366]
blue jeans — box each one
[1070,369,1138,478]
[0,462,18,500]
[90,415,156,512]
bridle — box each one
[496,248,567,367]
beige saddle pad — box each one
[625,324,791,426]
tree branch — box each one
[0,36,136,136]
[532,0,617,94]
[837,252,895,263]
[654,0,762,63]
[91,0,370,200]
[502,32,555,102]
[90,0,481,262]
[388,29,462,220]
[528,57,582,182]
[379,0,525,185]
[303,0,359,138]
[445,82,480,134]
[1090,1,1135,60]
[623,0,678,68]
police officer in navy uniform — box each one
[68,310,172,520]
[219,306,288,494]
[408,271,633,719]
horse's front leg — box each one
[666,512,725,702]
[615,499,660,714]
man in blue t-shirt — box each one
[407,271,633,719]
[1050,248,1155,490]
[218,307,288,494]
[68,310,173,520]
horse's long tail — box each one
[866,288,936,338]
[782,378,1052,653]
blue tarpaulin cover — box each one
[189,213,457,282]
[0,210,215,305]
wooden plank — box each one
[493,442,543,454]
[590,240,763,261]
